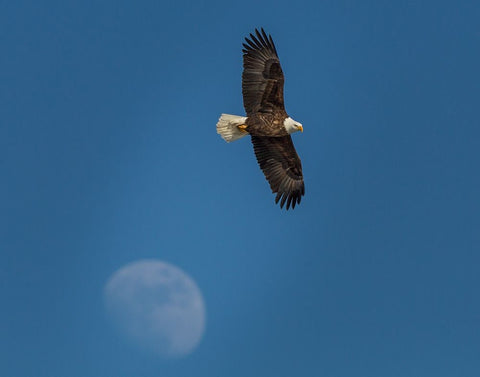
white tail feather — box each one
[216,113,248,142]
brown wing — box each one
[251,135,304,210]
[242,28,285,116]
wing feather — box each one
[242,28,285,115]
[251,136,304,210]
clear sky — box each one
[2,1,480,376]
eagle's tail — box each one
[216,114,249,142]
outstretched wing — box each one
[251,136,304,210]
[242,28,285,116]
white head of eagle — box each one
[283,117,304,134]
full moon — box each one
[104,259,206,358]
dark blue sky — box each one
[2,1,480,376]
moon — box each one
[104,260,206,358]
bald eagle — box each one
[216,28,305,210]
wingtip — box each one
[243,28,277,56]
[274,191,303,210]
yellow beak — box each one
[298,125,303,132]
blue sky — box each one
[2,1,480,376]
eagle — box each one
[216,28,305,210]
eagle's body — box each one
[245,113,289,136]
[216,28,305,210]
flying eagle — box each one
[216,28,305,210]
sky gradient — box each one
[2,1,480,376]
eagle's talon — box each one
[237,125,248,133]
